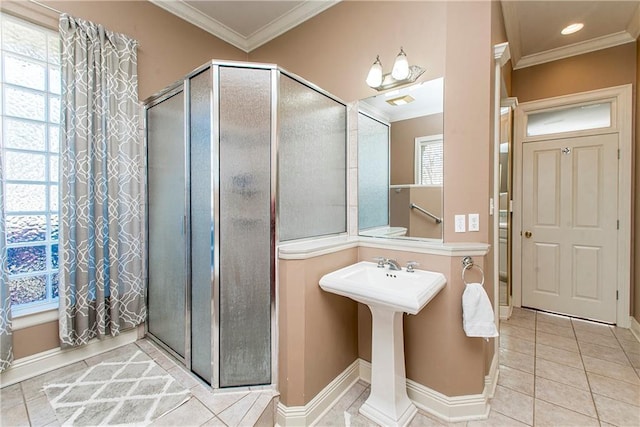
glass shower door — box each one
[147,90,187,359]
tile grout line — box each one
[531,310,536,427]
[571,317,600,425]
[18,382,35,427]
[612,326,640,380]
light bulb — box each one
[561,22,584,35]
[366,56,383,88]
[391,47,410,80]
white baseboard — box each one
[359,359,491,423]
[277,358,493,426]
[499,304,513,320]
[275,358,360,427]
[0,327,140,387]
[630,316,640,342]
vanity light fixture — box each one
[561,22,584,35]
[366,47,425,91]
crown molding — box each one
[246,0,340,51]
[149,0,339,53]
[627,2,640,40]
[494,42,510,66]
[149,0,248,51]
[513,30,636,70]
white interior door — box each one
[522,133,618,323]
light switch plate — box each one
[468,213,480,231]
[455,215,466,233]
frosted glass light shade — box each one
[391,48,409,80]
[366,56,383,88]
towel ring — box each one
[462,256,485,286]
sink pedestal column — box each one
[359,306,417,427]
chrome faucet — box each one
[373,257,402,271]
[385,258,402,271]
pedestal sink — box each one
[319,261,446,427]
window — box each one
[526,102,612,137]
[415,135,443,186]
[1,13,61,316]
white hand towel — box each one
[462,282,499,339]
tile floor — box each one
[0,339,276,427]
[2,309,639,426]
[317,307,640,427]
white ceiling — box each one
[502,1,640,69]
[359,78,444,123]
[150,1,640,66]
[149,0,340,52]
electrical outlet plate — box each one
[469,213,479,231]
[455,215,466,232]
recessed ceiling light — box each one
[561,23,584,35]
[386,95,415,106]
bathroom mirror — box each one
[357,77,444,241]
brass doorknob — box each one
[524,231,532,238]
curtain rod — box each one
[29,0,62,15]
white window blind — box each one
[415,135,443,186]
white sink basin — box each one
[319,261,447,426]
[319,261,446,315]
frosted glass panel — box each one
[9,276,46,305]
[358,113,389,230]
[278,75,346,241]
[189,68,213,383]
[8,246,46,274]
[5,119,45,151]
[527,103,611,136]
[5,151,46,181]
[5,86,45,121]
[6,183,46,212]
[147,91,187,358]
[6,215,47,243]
[2,18,47,60]
[5,54,46,90]
[219,66,272,387]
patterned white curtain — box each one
[0,162,13,372]
[59,14,145,346]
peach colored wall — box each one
[442,1,493,243]
[51,1,247,99]
[511,44,636,103]
[13,322,59,359]
[1,0,245,360]
[512,42,638,318]
[408,186,443,239]
[358,247,489,396]
[2,0,247,100]
[389,188,411,231]
[636,38,640,322]
[278,249,359,406]
[390,114,444,185]
[249,1,446,103]
[389,186,443,239]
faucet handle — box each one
[406,261,419,272]
[372,257,386,268]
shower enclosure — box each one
[145,61,346,388]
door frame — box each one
[512,84,632,327]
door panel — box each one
[147,91,187,357]
[532,243,560,295]
[522,133,617,323]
